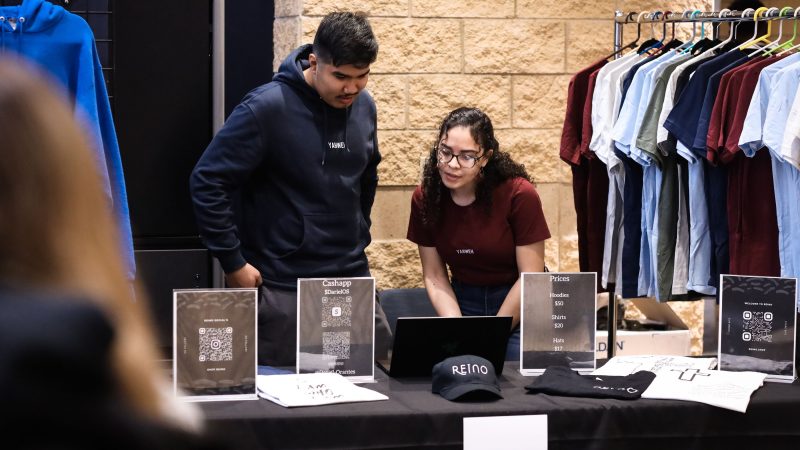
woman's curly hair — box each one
[421,107,531,225]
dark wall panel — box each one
[225,0,274,116]
[135,249,211,352]
[114,0,212,239]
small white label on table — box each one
[463,415,547,450]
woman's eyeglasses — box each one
[436,147,484,168]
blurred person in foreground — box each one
[0,59,222,449]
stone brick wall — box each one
[273,0,713,353]
[275,0,711,289]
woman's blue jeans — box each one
[451,279,519,361]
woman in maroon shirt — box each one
[407,107,551,360]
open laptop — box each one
[377,316,512,378]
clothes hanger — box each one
[776,7,800,55]
[677,10,702,54]
[691,9,738,56]
[692,10,711,52]
[667,11,677,43]
[636,11,660,53]
[645,11,673,55]
[738,7,772,51]
[603,11,639,60]
[691,10,722,55]
[766,7,797,56]
[749,7,783,57]
[661,10,686,49]
[640,11,668,55]
[725,8,738,42]
[718,8,754,52]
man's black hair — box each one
[313,11,378,68]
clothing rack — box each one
[603,7,795,360]
[613,8,800,55]
[615,8,800,24]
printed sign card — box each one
[520,272,597,375]
[173,289,258,401]
[718,275,797,383]
[297,277,375,382]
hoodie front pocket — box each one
[280,213,366,261]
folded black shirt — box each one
[525,366,656,400]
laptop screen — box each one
[378,316,512,377]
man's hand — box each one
[225,263,263,288]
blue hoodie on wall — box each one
[0,0,134,279]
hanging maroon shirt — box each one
[559,59,608,287]
[705,57,782,277]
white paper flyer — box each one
[257,372,388,408]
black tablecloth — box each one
[201,364,800,449]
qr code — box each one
[199,327,233,362]
[321,296,352,328]
[742,311,773,343]
[323,331,350,359]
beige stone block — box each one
[369,75,407,130]
[559,232,580,272]
[304,0,409,17]
[367,239,423,290]
[273,17,303,71]
[536,182,559,233]
[558,182,577,236]
[370,187,415,240]
[668,300,704,356]
[518,0,615,19]
[495,128,567,183]
[370,19,462,74]
[275,0,302,18]
[545,238,560,272]
[378,130,432,186]
[411,0,514,18]
[408,75,512,129]
[623,299,645,321]
[301,17,320,43]
[464,20,565,74]
[512,75,571,129]
[536,182,560,269]
[566,20,615,73]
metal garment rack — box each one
[613,8,800,54]
[36,0,116,106]
[605,7,798,359]
[62,0,115,106]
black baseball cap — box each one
[432,355,503,401]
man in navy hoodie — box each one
[190,12,388,366]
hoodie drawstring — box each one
[0,15,25,54]
[322,107,328,166]
[344,107,350,153]
[0,17,6,53]
[17,16,24,53]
